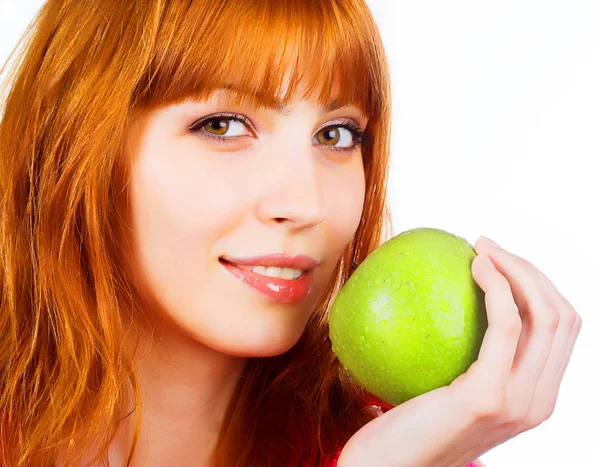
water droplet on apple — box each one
[379,320,388,325]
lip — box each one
[219,253,319,270]
[219,258,314,303]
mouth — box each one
[218,258,314,303]
[219,258,306,280]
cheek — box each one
[126,146,245,311]
[126,151,283,352]
[133,148,242,233]
[310,165,365,293]
[325,166,366,245]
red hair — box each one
[0,0,393,465]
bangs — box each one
[132,0,385,119]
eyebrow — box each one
[216,83,356,116]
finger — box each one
[477,237,575,317]
[543,313,582,421]
[508,253,576,315]
[469,253,522,389]
[481,241,573,323]
[475,238,558,383]
[475,238,553,326]
[491,244,583,421]
[521,311,575,427]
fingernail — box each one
[483,236,501,249]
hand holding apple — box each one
[334,235,582,467]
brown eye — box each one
[205,118,229,136]
[314,125,361,151]
[189,113,253,141]
[189,113,365,152]
[316,127,341,145]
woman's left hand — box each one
[337,236,582,467]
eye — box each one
[188,113,366,152]
[313,121,365,152]
[188,113,253,141]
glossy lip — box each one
[219,258,314,303]
[219,253,319,271]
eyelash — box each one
[188,112,366,152]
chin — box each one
[210,327,304,358]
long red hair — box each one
[0,0,394,465]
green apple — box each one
[329,227,488,406]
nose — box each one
[255,146,326,229]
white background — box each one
[1,1,598,466]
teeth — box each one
[236,264,303,280]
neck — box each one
[58,323,249,466]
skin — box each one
[102,75,368,466]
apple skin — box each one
[329,227,488,407]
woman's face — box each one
[120,79,367,357]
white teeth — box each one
[236,264,303,279]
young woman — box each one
[0,0,581,466]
